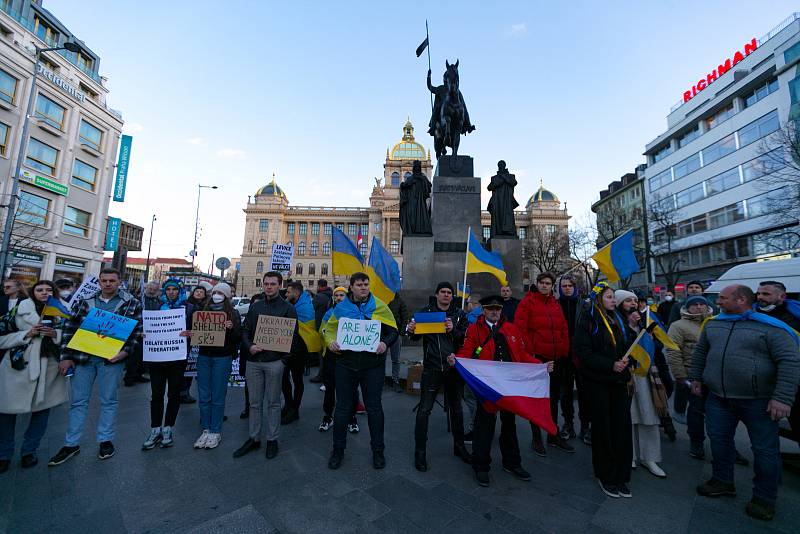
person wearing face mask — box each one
[667,281,707,327]
[181,284,210,404]
[0,280,67,473]
[656,292,676,324]
[125,281,160,387]
[193,283,240,449]
[54,279,75,306]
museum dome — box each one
[528,180,559,206]
[388,120,428,161]
[255,175,287,200]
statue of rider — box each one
[427,66,475,137]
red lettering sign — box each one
[682,38,757,103]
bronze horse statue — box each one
[427,60,475,163]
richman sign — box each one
[682,38,758,103]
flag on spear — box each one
[415,36,429,57]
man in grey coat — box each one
[690,284,799,521]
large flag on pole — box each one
[332,227,365,277]
[366,236,401,305]
[646,309,680,351]
[592,229,640,283]
[466,232,508,286]
[455,357,557,435]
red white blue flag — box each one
[455,357,556,435]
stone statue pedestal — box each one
[489,237,523,295]
[400,236,435,308]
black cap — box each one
[55,278,74,289]
[479,295,503,308]
[435,281,454,293]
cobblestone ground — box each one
[0,348,798,533]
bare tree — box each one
[522,223,569,275]
[567,213,600,291]
[647,194,684,292]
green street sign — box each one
[21,168,69,196]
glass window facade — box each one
[35,94,66,130]
[71,159,98,191]
[287,222,295,235]
[299,222,307,235]
[258,239,267,253]
[678,127,699,147]
[79,120,102,150]
[311,222,319,235]
[0,68,17,105]
[324,223,332,235]
[64,207,91,237]
[322,242,331,255]
[26,138,58,175]
[298,241,306,255]
[310,242,318,255]
[16,191,49,226]
[701,133,736,166]
[744,79,779,108]
[705,104,735,130]
[348,223,357,235]
[738,110,780,147]
[673,152,701,179]
[0,121,8,157]
[259,219,268,232]
[653,144,673,163]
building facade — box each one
[0,1,123,287]
[643,13,800,286]
[236,121,570,296]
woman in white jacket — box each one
[0,280,68,473]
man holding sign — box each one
[48,268,143,466]
[235,271,299,461]
[323,272,398,471]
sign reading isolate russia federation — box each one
[682,38,758,103]
[113,135,132,202]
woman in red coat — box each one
[514,272,573,455]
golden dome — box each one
[388,119,428,161]
[255,174,287,200]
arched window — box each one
[391,172,400,186]
[298,241,306,255]
[247,240,252,253]
[310,242,318,256]
[404,171,412,180]
[258,239,267,253]
[321,263,328,275]
[256,260,263,273]
[390,240,399,254]
[309,263,316,276]
[296,263,303,275]
[322,242,331,256]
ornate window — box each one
[296,263,303,275]
[258,239,267,253]
[321,263,329,275]
[256,261,263,273]
[298,241,306,255]
[391,172,400,186]
[390,240,399,254]
[322,242,331,255]
[310,242,318,256]
[309,263,316,276]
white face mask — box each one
[665,296,673,302]
[59,290,71,299]
[211,294,225,304]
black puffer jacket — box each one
[410,303,469,371]
[242,293,298,363]
[573,305,632,384]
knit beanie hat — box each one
[333,286,348,294]
[684,295,708,308]
[198,281,213,292]
[435,281,454,293]
[614,289,637,304]
[212,282,232,299]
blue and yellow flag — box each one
[332,226,365,277]
[646,309,679,351]
[413,311,447,334]
[466,232,508,286]
[66,308,137,359]
[592,229,640,283]
[366,237,401,305]
[457,282,470,300]
[293,291,322,352]
[43,295,71,319]
[322,294,396,348]
[626,329,655,377]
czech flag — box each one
[366,237,401,305]
[626,329,655,377]
[413,311,446,334]
[332,226,365,277]
[43,295,71,318]
[455,357,557,435]
[592,229,640,283]
[457,282,470,300]
[466,232,508,286]
[646,309,679,351]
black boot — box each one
[453,443,472,464]
[415,450,428,472]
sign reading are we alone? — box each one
[336,318,381,353]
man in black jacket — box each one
[407,282,470,471]
[557,274,589,442]
[500,285,520,323]
[234,271,299,460]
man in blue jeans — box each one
[48,268,143,466]
[690,284,799,521]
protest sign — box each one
[336,318,381,353]
[142,309,187,362]
[229,357,246,387]
[191,311,227,347]
[270,243,294,272]
[253,315,296,353]
[184,345,199,377]
[68,275,100,308]
[66,307,137,359]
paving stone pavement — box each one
[0,353,798,533]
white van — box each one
[705,257,800,299]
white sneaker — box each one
[142,427,162,450]
[205,432,221,449]
[631,460,637,468]
[194,429,210,449]
[643,461,666,478]
[319,384,326,392]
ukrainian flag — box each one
[457,282,470,300]
[332,226,365,277]
[414,311,447,334]
[293,291,323,352]
[646,309,679,351]
[626,329,655,377]
[366,237,401,305]
[43,295,71,319]
[466,232,508,286]
[592,229,640,283]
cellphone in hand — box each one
[41,319,53,328]
[65,366,75,378]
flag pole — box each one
[426,20,433,113]
[462,226,470,310]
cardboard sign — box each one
[184,345,199,377]
[336,318,381,353]
[66,307,137,359]
[191,311,227,347]
[253,315,296,353]
[270,243,294,272]
[68,275,100,308]
[142,309,187,362]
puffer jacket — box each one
[456,315,537,363]
[666,306,711,382]
[514,291,569,360]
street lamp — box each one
[0,41,83,279]
[192,184,218,270]
[144,214,156,282]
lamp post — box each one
[191,184,218,270]
[0,41,82,279]
[144,214,156,282]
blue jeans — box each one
[333,361,384,452]
[389,338,402,382]
[706,394,781,502]
[0,410,51,459]
[197,355,232,433]
[65,357,125,446]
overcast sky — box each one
[45,0,799,271]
